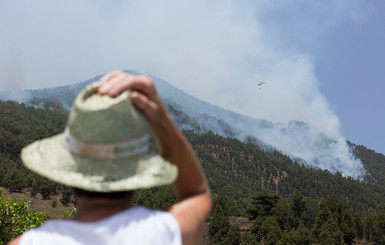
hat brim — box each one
[21,134,178,192]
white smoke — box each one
[0,0,370,178]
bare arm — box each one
[98,71,211,245]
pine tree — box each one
[291,191,307,221]
[223,224,241,245]
[374,207,385,244]
[341,208,355,245]
[251,215,264,241]
[240,232,260,245]
[364,214,376,241]
[261,216,281,245]
[208,205,231,242]
[353,213,364,240]
[313,195,337,239]
[60,186,73,206]
[280,231,297,245]
[3,167,25,193]
[280,223,312,245]
[247,192,279,220]
[319,217,343,245]
[39,180,52,200]
[296,223,312,245]
[30,179,38,198]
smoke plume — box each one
[0,0,369,178]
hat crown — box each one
[67,82,150,144]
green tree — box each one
[281,224,312,245]
[261,216,281,245]
[364,214,376,241]
[3,167,25,193]
[353,213,364,240]
[212,195,230,216]
[272,201,290,231]
[51,198,58,208]
[39,180,52,200]
[240,232,259,245]
[280,231,297,245]
[340,208,355,245]
[30,179,38,198]
[296,223,313,245]
[247,192,279,220]
[223,224,241,245]
[313,195,337,239]
[319,217,343,245]
[251,215,265,241]
[208,205,231,243]
[374,207,385,244]
[291,190,307,220]
[60,186,73,206]
[0,190,46,244]
[228,199,241,217]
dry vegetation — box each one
[1,186,74,220]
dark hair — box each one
[73,188,134,200]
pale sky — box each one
[0,0,384,155]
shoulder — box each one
[128,207,181,243]
[8,237,20,245]
[9,220,74,245]
[129,207,180,230]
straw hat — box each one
[21,82,178,192]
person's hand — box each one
[98,70,175,157]
[97,70,169,126]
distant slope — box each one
[0,75,102,110]
[185,131,385,213]
[0,70,274,149]
[0,70,371,179]
[350,142,385,186]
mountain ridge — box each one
[0,70,375,179]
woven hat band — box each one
[64,128,150,160]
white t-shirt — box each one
[19,206,181,245]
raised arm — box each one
[98,71,212,245]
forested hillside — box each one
[187,131,385,213]
[350,142,385,187]
[0,101,67,193]
[1,100,385,244]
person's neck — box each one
[72,197,132,222]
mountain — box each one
[0,70,376,180]
[1,98,385,216]
[2,100,385,245]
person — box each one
[9,70,212,245]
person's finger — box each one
[102,73,132,96]
[99,74,157,98]
[130,91,158,120]
[124,75,156,97]
[99,70,122,83]
[98,72,132,95]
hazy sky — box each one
[0,0,384,154]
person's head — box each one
[21,81,178,194]
[74,188,134,203]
